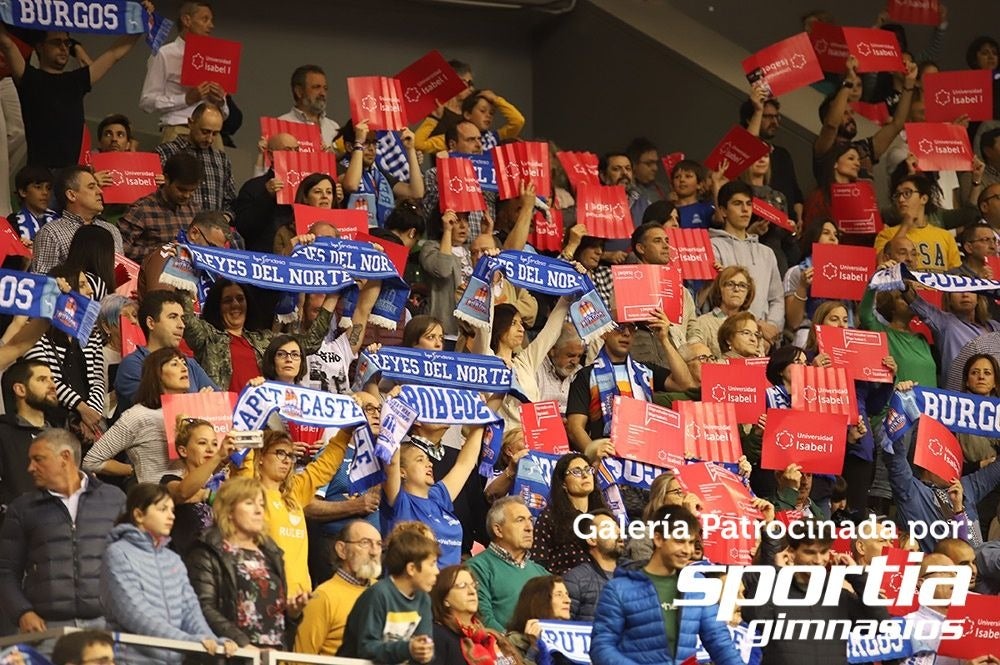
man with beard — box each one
[536,324,584,414]
[600,152,648,257]
[0,360,58,521]
[279,64,340,150]
[295,519,383,655]
[813,54,917,181]
[741,92,804,224]
[564,510,626,622]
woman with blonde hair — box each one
[688,267,755,358]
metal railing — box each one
[0,627,373,665]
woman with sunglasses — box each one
[530,453,607,575]
[688,267,755,359]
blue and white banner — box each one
[180,243,356,294]
[0,0,156,35]
[373,394,419,466]
[396,384,499,425]
[846,619,913,663]
[353,346,512,393]
[231,381,366,432]
[536,621,591,665]
[695,624,761,664]
[513,451,560,517]
[450,151,498,192]
[291,236,409,328]
[870,262,1000,295]
[0,269,98,341]
[141,6,173,53]
[0,643,52,665]
[376,130,410,182]
[348,426,384,494]
[596,456,666,492]
[884,386,1000,444]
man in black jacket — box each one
[564,509,625,622]
[0,359,55,523]
[0,428,124,643]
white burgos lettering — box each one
[17,0,120,30]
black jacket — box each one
[562,556,615,623]
[0,414,45,520]
[0,475,124,622]
[184,527,297,648]
[233,169,292,253]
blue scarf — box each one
[353,346,512,393]
[159,229,216,305]
[481,130,499,152]
[347,425,384,493]
[231,381,367,432]
[454,251,616,343]
[291,237,409,329]
[375,130,410,182]
[512,450,561,517]
[0,269,98,342]
[177,243,356,294]
[1,0,160,36]
[870,261,1000,295]
[449,152,498,192]
[884,386,1000,444]
[356,164,396,228]
[535,621,592,665]
[590,348,653,437]
[141,6,173,53]
[12,206,56,241]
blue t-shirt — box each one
[678,201,715,229]
[387,482,462,566]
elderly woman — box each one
[716,311,763,360]
[688,267,755,359]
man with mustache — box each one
[279,64,340,150]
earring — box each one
[444,601,451,608]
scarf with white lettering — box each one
[884,386,1000,444]
[177,244,356,294]
[591,349,653,437]
[352,346,513,393]
[454,251,616,343]
[535,621,592,665]
[870,262,1000,295]
[291,237,408,329]
[0,269,99,342]
[158,229,217,304]
[347,425,384,494]
[231,381,366,432]
[2,0,146,35]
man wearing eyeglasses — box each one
[422,120,495,241]
[626,137,667,203]
[138,211,231,299]
[741,90,804,226]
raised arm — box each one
[391,129,424,199]
[88,33,142,84]
[814,56,859,158]
[341,120,369,194]
[871,60,918,160]
[0,25,26,83]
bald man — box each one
[234,131,301,252]
[881,232,918,267]
[935,538,978,591]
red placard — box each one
[742,32,824,98]
[986,255,1000,281]
[114,253,140,297]
[878,547,921,617]
[355,232,409,276]
[611,264,683,324]
[394,50,468,122]
[272,151,339,206]
[260,117,324,153]
[530,207,564,253]
[0,222,30,260]
[575,184,632,239]
[923,70,993,123]
[789,364,858,422]
[292,206,368,238]
[810,243,877,301]
[347,76,408,131]
[809,22,849,74]
[677,401,741,463]
[914,414,962,481]
[704,126,770,180]
[555,151,600,189]
[676,462,759,565]
[940,594,1000,659]
[180,34,241,93]
[665,228,716,281]
[661,151,686,177]
[761,408,849,475]
[842,27,906,73]
[519,400,570,455]
[700,360,769,425]
[161,391,238,459]
[906,122,974,172]
[491,142,551,201]
[609,396,684,469]
[119,316,146,357]
[78,123,92,167]
[830,181,883,234]
[886,0,940,26]
[751,197,796,233]
[90,152,162,204]
[437,157,486,213]
[850,101,891,124]
[816,325,892,383]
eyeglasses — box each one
[722,281,750,292]
[566,466,596,479]
[275,350,301,360]
[971,236,998,245]
[453,580,479,590]
[268,449,298,462]
[45,38,73,48]
[735,329,763,341]
[893,189,918,201]
[344,537,382,550]
[666,487,685,497]
[362,404,381,417]
[81,658,115,665]
[691,354,717,363]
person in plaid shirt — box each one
[119,152,201,263]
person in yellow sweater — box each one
[294,519,383,655]
[414,89,524,155]
[874,174,961,273]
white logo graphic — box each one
[686,423,702,440]
[789,53,807,69]
[360,95,377,113]
[822,262,840,280]
[190,53,205,70]
[863,367,874,377]
[927,438,943,456]
[814,39,829,54]
[404,86,422,103]
[504,163,520,178]
[802,385,818,403]
[285,169,302,188]
[855,42,872,56]
[775,430,795,450]
[934,89,951,107]
[657,449,669,462]
[448,176,464,194]
[107,170,125,187]
[612,203,626,220]
[573,163,589,175]
[918,138,935,154]
[730,547,742,560]
[288,513,302,526]
[711,384,728,401]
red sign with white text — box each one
[531,206,564,253]
[665,228,716,280]
[395,50,468,122]
[273,151,339,205]
[850,101,891,124]
[437,157,486,213]
[347,76,408,131]
[811,243,877,301]
[491,142,551,200]
[78,124,92,167]
[661,152,686,177]
[677,401,741,463]
[790,364,858,422]
[162,391,237,459]
[520,400,570,455]
[830,181,883,234]
[886,0,940,26]
[181,34,241,93]
[923,70,992,122]
[611,264,683,324]
[576,184,632,239]
[809,22,849,74]
[761,408,849,474]
[90,152,162,204]
[816,325,892,383]
[914,414,962,481]
[556,151,600,189]
[705,125,770,179]
[610,396,684,469]
[700,360,769,424]
[260,117,324,153]
[879,547,921,617]
[906,122,974,172]
[676,462,759,565]
[940,594,1000,659]
[842,27,906,73]
[742,32,824,98]
[751,197,796,233]
[292,206,368,238]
